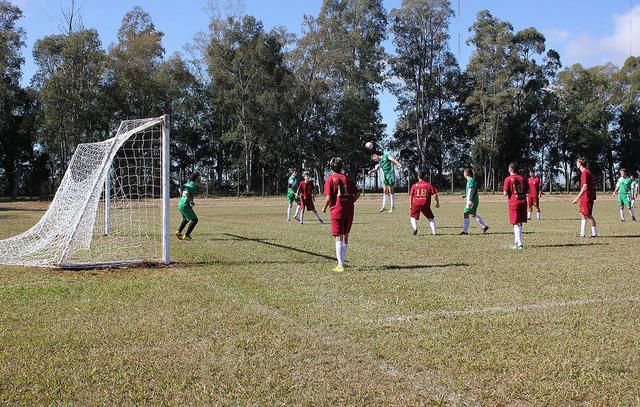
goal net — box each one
[0,116,171,268]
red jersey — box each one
[324,172,357,219]
[298,180,314,201]
[580,168,597,202]
[503,174,528,204]
[410,181,438,208]
[528,177,542,198]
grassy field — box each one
[1,194,640,405]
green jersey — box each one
[466,178,479,203]
[178,180,196,213]
[287,175,299,193]
[379,152,393,175]
[617,176,632,196]
[632,179,638,195]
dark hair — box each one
[463,167,473,177]
[303,171,310,177]
[418,170,428,180]
[329,157,343,172]
[190,172,200,182]
[577,157,587,167]
[290,168,297,173]
[621,168,627,173]
[509,162,518,173]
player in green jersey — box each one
[368,152,406,213]
[287,168,301,221]
[460,168,489,235]
[631,174,638,209]
[613,168,636,221]
[176,172,200,241]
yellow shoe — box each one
[332,266,345,273]
[183,235,193,241]
[389,207,395,214]
[175,232,183,240]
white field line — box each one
[382,296,640,323]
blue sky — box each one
[10,0,640,136]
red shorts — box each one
[331,217,353,237]
[579,200,594,217]
[528,196,539,208]
[508,202,528,225]
[410,205,434,220]
[300,197,315,211]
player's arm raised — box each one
[368,164,380,175]
[388,156,407,172]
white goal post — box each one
[0,115,171,268]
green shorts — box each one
[178,204,197,221]
[618,194,631,207]
[383,171,395,187]
[287,191,299,205]
[464,201,479,215]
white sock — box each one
[342,244,348,263]
[300,212,304,223]
[390,193,395,208]
[429,219,436,235]
[630,208,635,218]
[293,206,300,219]
[463,218,470,233]
[620,208,625,220]
[381,194,387,209]
[580,219,587,237]
[410,217,418,231]
[287,207,291,221]
[335,241,344,267]
[315,212,323,222]
[513,224,523,246]
[591,226,598,236]
[475,215,486,227]
[536,212,541,220]
[527,211,531,220]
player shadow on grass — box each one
[529,242,609,248]
[376,263,469,271]
[223,233,336,260]
[604,235,640,239]
[184,259,325,266]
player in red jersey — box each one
[572,157,598,237]
[322,157,360,273]
[297,171,324,225]
[527,170,543,221]
[503,162,529,249]
[409,170,440,236]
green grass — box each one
[1,195,640,405]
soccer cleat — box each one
[332,266,345,273]
[183,235,193,241]
[512,244,524,250]
[175,231,183,240]
[482,226,490,234]
[389,207,395,214]
[577,234,586,237]
[459,231,468,235]
[413,229,418,236]
[319,220,325,224]
[633,216,637,222]
[378,208,386,213]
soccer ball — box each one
[364,141,374,151]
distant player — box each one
[613,168,636,222]
[287,168,301,221]
[368,152,406,213]
[322,157,360,273]
[176,172,200,241]
[409,170,439,236]
[461,168,489,235]
[572,157,598,237]
[297,171,324,224]
[527,170,543,220]
[631,174,638,209]
[503,162,528,249]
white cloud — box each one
[543,28,571,43]
[559,5,640,66]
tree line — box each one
[1,0,639,199]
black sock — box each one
[186,218,198,236]
[178,218,189,233]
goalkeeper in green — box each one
[176,173,200,241]
[613,168,636,222]
[287,168,301,221]
[368,152,407,213]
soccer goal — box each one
[0,115,171,268]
